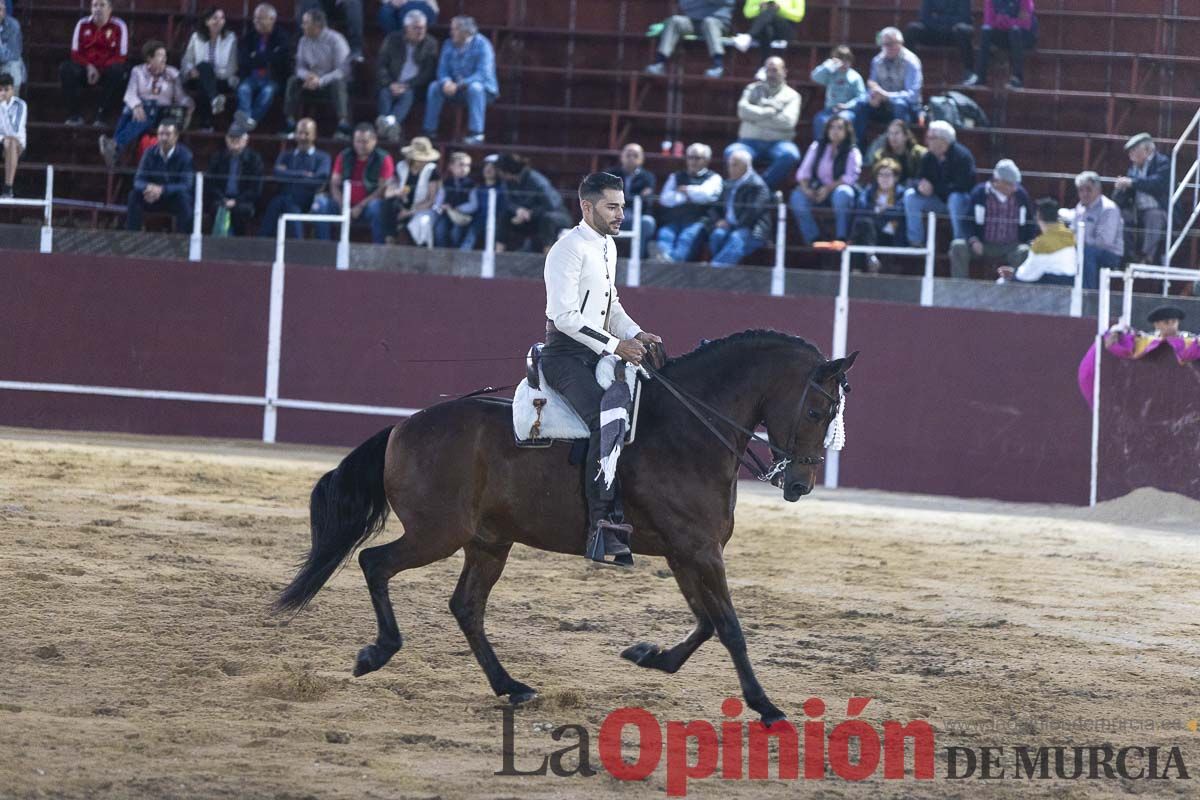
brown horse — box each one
[275,330,857,724]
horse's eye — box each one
[808,409,822,420]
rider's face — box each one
[585,188,625,236]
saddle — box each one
[511,343,644,447]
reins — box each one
[641,362,838,483]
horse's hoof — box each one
[506,682,538,706]
[620,642,662,667]
[352,644,397,677]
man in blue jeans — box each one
[234,3,291,131]
[654,142,724,262]
[422,15,497,145]
[1070,170,1124,289]
[853,26,922,145]
[707,149,772,266]
[902,120,974,246]
[723,56,801,190]
[311,123,394,243]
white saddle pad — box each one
[512,357,639,442]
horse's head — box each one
[764,351,858,502]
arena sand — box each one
[2,428,1199,800]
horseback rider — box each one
[541,171,663,565]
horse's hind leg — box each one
[621,560,713,673]
[449,540,536,705]
[353,526,466,677]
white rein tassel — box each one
[823,385,846,451]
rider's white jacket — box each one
[544,222,642,355]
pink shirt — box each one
[984,0,1035,31]
[796,140,862,187]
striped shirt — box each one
[0,94,26,150]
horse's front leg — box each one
[621,556,713,673]
[686,546,786,725]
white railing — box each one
[615,194,643,287]
[1165,108,1200,281]
[771,195,786,296]
[1088,262,1200,506]
[189,171,203,261]
[0,165,54,253]
[481,186,496,279]
[825,212,936,488]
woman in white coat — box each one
[385,136,442,246]
[181,7,238,131]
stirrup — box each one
[586,521,634,567]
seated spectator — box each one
[459,153,507,250]
[99,41,193,169]
[864,118,926,188]
[0,72,25,198]
[997,198,1075,285]
[733,1,805,73]
[609,143,657,256]
[655,142,724,262]
[1070,170,1123,289]
[260,117,331,238]
[284,9,352,140]
[433,150,475,248]
[789,114,861,245]
[707,148,772,267]
[810,46,866,142]
[851,157,907,273]
[724,56,801,190]
[376,8,438,144]
[296,0,364,62]
[494,153,572,253]
[313,123,394,242]
[645,0,735,79]
[204,122,263,236]
[1113,132,1169,264]
[126,120,194,232]
[380,0,439,34]
[61,0,129,127]
[904,0,975,86]
[969,0,1035,89]
[422,16,498,145]
[853,27,922,145]
[235,3,290,132]
[902,120,974,247]
[0,1,24,94]
[950,158,1035,279]
[181,7,238,132]
[385,135,441,246]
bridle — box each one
[640,361,846,485]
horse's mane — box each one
[661,329,825,376]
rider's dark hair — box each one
[578,172,623,204]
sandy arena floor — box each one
[1,427,1199,799]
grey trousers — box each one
[949,239,1028,279]
[658,15,728,58]
[284,76,350,124]
[1121,206,1167,261]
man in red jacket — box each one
[59,0,129,126]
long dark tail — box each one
[274,426,394,613]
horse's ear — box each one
[816,351,858,382]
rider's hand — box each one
[614,338,646,365]
[635,332,662,345]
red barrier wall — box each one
[1,251,1099,503]
[1099,348,1200,502]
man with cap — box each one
[950,157,1036,279]
[1103,305,1200,363]
[205,121,265,236]
[541,171,663,566]
[1113,132,1170,263]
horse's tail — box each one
[274,425,394,614]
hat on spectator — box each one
[401,136,441,162]
[227,121,250,139]
[1124,132,1153,151]
[993,159,1021,185]
[1147,305,1185,323]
